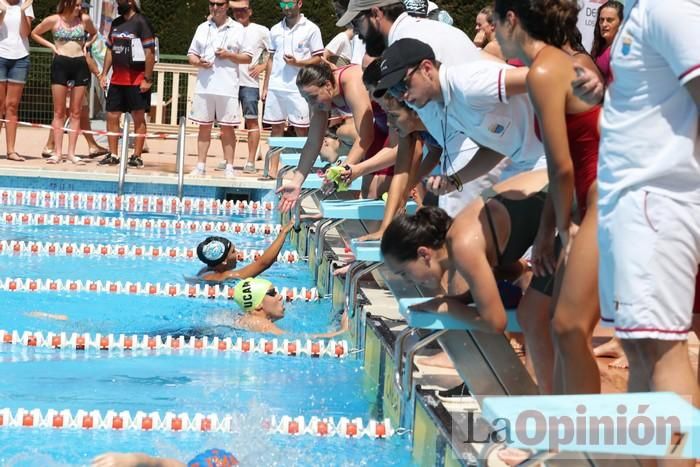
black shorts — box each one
[51,55,91,87]
[106,84,151,113]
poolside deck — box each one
[0,125,275,190]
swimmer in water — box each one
[233,277,348,338]
[194,220,295,283]
[92,448,238,466]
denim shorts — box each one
[239,86,260,119]
[0,55,30,84]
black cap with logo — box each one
[373,38,435,96]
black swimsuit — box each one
[482,190,556,297]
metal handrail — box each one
[117,113,132,197]
[175,116,187,200]
[261,146,282,180]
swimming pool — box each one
[0,186,415,466]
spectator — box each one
[595,0,700,409]
[323,25,354,67]
[97,0,155,168]
[494,0,603,395]
[427,1,454,25]
[31,0,98,165]
[231,0,269,174]
[590,0,623,84]
[402,0,427,17]
[473,7,504,59]
[261,0,324,178]
[187,0,252,178]
[0,0,33,162]
[332,0,366,66]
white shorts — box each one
[189,93,240,126]
[262,89,310,127]
[598,189,700,340]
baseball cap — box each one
[336,0,399,27]
[403,0,428,16]
[373,38,435,96]
[233,278,274,313]
[196,236,233,267]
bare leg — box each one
[693,315,700,385]
[196,124,213,166]
[220,125,236,167]
[5,82,25,158]
[66,86,85,160]
[130,110,147,156]
[50,84,68,160]
[106,111,121,156]
[81,104,106,151]
[621,339,650,393]
[245,118,260,166]
[44,129,54,152]
[517,287,554,394]
[268,123,285,178]
[551,199,601,394]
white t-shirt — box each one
[440,61,545,173]
[0,1,34,60]
[238,22,270,89]
[268,15,324,93]
[325,31,352,61]
[388,12,480,147]
[350,34,366,65]
[188,18,253,97]
[599,0,700,205]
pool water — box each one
[0,188,415,467]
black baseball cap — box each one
[403,0,428,16]
[373,38,435,96]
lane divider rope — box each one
[0,241,301,263]
[0,117,231,140]
[0,278,319,301]
[0,212,281,235]
[0,407,393,438]
[0,330,348,359]
[0,189,274,214]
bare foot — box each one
[593,337,625,359]
[609,355,629,369]
[415,351,455,369]
[333,263,352,276]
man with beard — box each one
[261,0,324,178]
[98,0,155,169]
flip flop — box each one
[88,147,110,158]
[46,155,61,164]
[41,148,55,159]
[7,152,25,162]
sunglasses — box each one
[351,9,370,28]
[209,1,226,6]
[279,1,296,8]
[388,66,419,98]
[266,287,279,297]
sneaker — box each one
[225,166,236,178]
[98,154,120,165]
[189,166,206,176]
[128,155,144,168]
[243,162,256,174]
[214,161,227,171]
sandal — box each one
[65,156,86,166]
[88,147,110,158]
[41,148,55,159]
[46,155,62,164]
[7,152,25,162]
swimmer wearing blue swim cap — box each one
[91,448,238,466]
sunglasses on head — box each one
[209,1,226,6]
[266,287,278,297]
[279,1,295,8]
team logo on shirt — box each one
[489,123,506,135]
[621,36,632,56]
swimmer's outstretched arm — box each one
[91,452,184,467]
[231,220,295,280]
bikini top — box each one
[53,16,86,43]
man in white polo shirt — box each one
[597,0,700,407]
[187,0,253,178]
[231,0,270,174]
[262,0,324,178]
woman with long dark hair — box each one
[31,0,97,165]
[590,1,623,84]
[493,0,603,394]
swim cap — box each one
[233,278,274,313]
[197,236,233,267]
[188,448,239,467]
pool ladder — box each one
[116,115,187,201]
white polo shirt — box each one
[188,18,253,97]
[439,61,545,173]
[0,1,35,60]
[238,22,270,89]
[268,14,324,93]
[325,31,352,62]
[599,0,700,206]
[387,12,481,148]
[350,34,366,65]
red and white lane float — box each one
[0,213,282,236]
[0,189,274,214]
[0,278,318,302]
[0,330,348,359]
[0,241,301,263]
[0,408,393,438]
